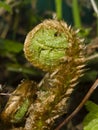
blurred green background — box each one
[0,0,98,91]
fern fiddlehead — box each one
[24,19,85,130]
[1,80,37,124]
[1,19,85,129]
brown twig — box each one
[55,79,98,130]
[0,93,11,96]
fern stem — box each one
[72,0,82,28]
[55,0,62,20]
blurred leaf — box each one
[85,101,98,112]
[83,101,98,129]
[84,118,98,130]
[82,70,98,82]
[79,28,91,37]
[0,1,12,13]
[6,63,41,76]
[0,38,23,56]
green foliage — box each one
[0,38,23,56]
[84,119,98,130]
[82,71,98,82]
[79,28,91,38]
[83,101,98,130]
[6,63,41,76]
[0,38,40,77]
[0,1,12,13]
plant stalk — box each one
[72,0,82,28]
[55,0,62,20]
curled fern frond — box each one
[24,20,85,130]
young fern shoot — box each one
[24,20,85,130]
